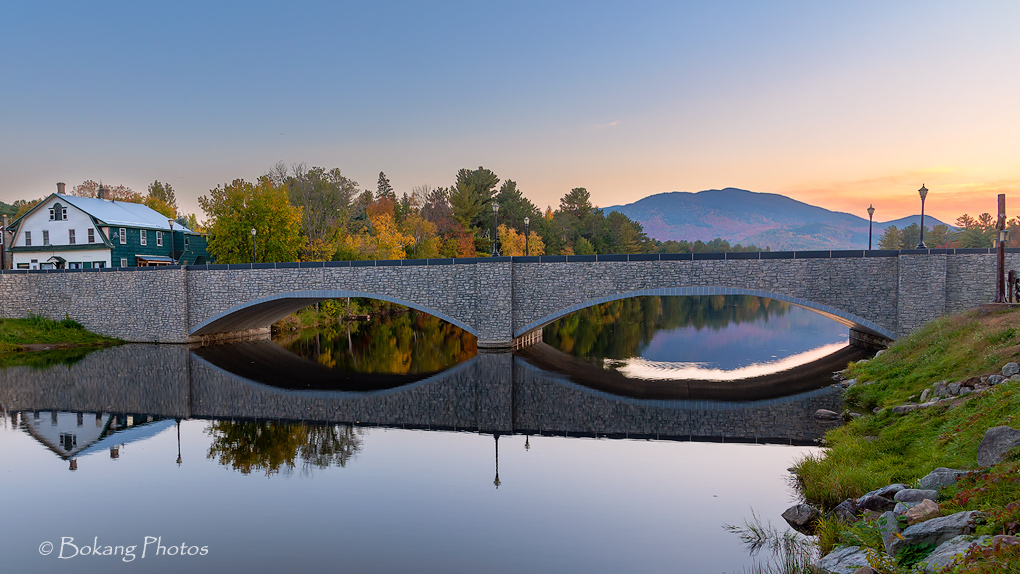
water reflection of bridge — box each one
[0,343,850,444]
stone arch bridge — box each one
[0,249,1013,347]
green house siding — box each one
[173,232,213,265]
[110,227,213,266]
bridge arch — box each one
[513,286,895,340]
[190,289,477,337]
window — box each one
[87,229,95,243]
[184,237,190,249]
[156,231,163,247]
[120,258,128,268]
[69,229,76,245]
[94,261,105,269]
[140,229,147,246]
[48,204,67,221]
[69,262,81,269]
[16,263,28,269]
[42,230,49,246]
[119,228,126,243]
[24,231,31,246]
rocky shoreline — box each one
[783,360,1020,573]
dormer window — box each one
[49,203,67,221]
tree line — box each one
[197,163,768,264]
[876,212,1020,250]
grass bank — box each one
[792,306,1020,571]
[0,316,122,354]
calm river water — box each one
[0,296,863,573]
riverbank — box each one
[790,306,1020,572]
[0,316,121,354]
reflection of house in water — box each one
[18,411,176,471]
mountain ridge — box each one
[604,188,952,250]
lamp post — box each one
[167,219,175,264]
[493,433,501,489]
[996,194,1007,303]
[867,204,875,250]
[524,216,530,256]
[916,184,928,249]
[250,227,257,264]
[491,202,500,257]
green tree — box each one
[559,187,593,219]
[199,176,305,263]
[877,225,903,250]
[147,180,178,215]
[376,171,395,200]
[448,181,482,230]
[574,236,596,255]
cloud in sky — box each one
[596,121,621,129]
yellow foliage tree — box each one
[344,212,413,260]
[497,224,545,256]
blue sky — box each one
[2,1,1018,222]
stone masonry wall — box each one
[0,251,1009,344]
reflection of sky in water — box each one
[639,305,848,370]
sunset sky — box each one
[2,1,1017,224]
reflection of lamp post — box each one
[168,219,175,263]
[867,205,875,250]
[916,185,928,249]
[250,227,257,264]
[176,419,183,466]
[493,434,501,489]
[524,216,530,256]
[524,435,530,451]
[491,202,500,257]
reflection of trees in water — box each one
[543,295,791,364]
[206,421,362,477]
[275,311,476,375]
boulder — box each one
[932,381,950,397]
[919,468,967,490]
[852,567,878,574]
[875,483,910,498]
[816,545,871,574]
[903,499,940,525]
[888,510,982,556]
[948,382,962,395]
[988,374,1007,385]
[782,503,820,534]
[814,409,842,421]
[918,534,989,572]
[993,534,1020,547]
[857,494,897,513]
[895,489,939,503]
[920,388,931,402]
[977,426,1020,467]
[829,498,860,523]
[893,501,918,514]
[1003,362,1020,377]
[878,510,903,555]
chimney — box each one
[56,182,65,195]
[98,185,108,200]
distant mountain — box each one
[604,188,952,251]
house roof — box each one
[56,194,193,232]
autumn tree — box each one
[199,176,305,263]
[71,180,141,201]
[285,164,359,261]
[497,224,545,256]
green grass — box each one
[0,315,121,352]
